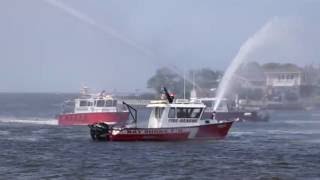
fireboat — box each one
[88,88,234,141]
[57,87,129,126]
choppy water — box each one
[0,93,320,179]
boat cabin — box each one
[74,96,122,113]
[146,99,215,128]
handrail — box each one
[122,101,138,127]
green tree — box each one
[193,68,222,90]
[147,67,222,98]
[147,67,186,97]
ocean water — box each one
[0,93,320,179]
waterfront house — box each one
[263,63,304,101]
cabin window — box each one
[190,108,202,118]
[290,74,295,79]
[105,100,113,107]
[286,74,290,80]
[113,100,117,106]
[96,100,105,107]
[79,100,88,107]
[177,108,202,118]
[155,107,164,119]
[168,108,176,118]
[177,108,188,118]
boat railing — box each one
[60,99,75,114]
[122,102,137,127]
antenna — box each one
[193,71,195,90]
[190,71,197,99]
[183,70,186,99]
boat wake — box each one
[265,129,320,135]
[311,113,320,117]
[230,131,256,137]
[0,118,58,125]
[0,130,10,135]
[282,120,320,124]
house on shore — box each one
[263,63,304,101]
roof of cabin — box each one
[198,97,228,101]
[147,99,205,108]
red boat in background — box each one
[58,87,129,126]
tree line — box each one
[147,67,222,98]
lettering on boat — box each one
[217,124,227,128]
[123,128,184,134]
[168,118,197,123]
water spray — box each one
[213,18,278,110]
[42,0,199,90]
[43,0,152,57]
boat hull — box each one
[58,112,129,126]
[106,121,233,141]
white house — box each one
[263,64,304,100]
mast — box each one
[190,71,197,99]
[183,70,186,99]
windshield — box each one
[176,108,202,118]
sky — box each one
[0,0,319,93]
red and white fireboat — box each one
[58,87,129,126]
[88,88,234,141]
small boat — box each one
[88,88,234,141]
[199,98,269,122]
[58,87,129,126]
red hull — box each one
[58,112,129,126]
[108,121,233,141]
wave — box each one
[265,129,320,135]
[0,118,58,125]
[305,139,320,144]
[0,130,10,135]
[230,131,256,137]
[6,136,41,142]
[275,120,320,124]
[311,113,320,117]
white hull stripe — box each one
[187,127,199,139]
